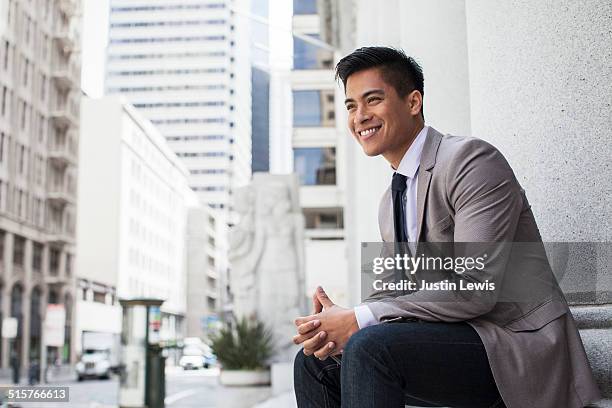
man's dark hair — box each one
[335,46,425,117]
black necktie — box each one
[391,172,411,294]
[391,172,409,242]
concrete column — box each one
[1,285,9,369]
[464,1,612,400]
[464,0,611,293]
[1,233,14,369]
[21,287,31,371]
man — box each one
[292,47,601,408]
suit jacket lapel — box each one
[415,127,443,242]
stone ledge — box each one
[588,399,612,408]
[571,304,612,330]
[572,304,612,399]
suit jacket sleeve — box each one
[365,139,525,322]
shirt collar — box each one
[394,125,428,179]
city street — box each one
[15,367,272,408]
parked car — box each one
[179,337,217,369]
[75,349,112,381]
[179,346,205,370]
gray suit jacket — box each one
[366,127,601,408]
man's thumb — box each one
[316,286,334,308]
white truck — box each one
[75,332,121,380]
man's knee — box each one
[294,349,316,381]
[294,348,306,374]
[343,326,388,363]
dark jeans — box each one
[294,320,505,408]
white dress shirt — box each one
[354,125,429,329]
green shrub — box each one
[211,317,274,370]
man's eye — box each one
[346,105,356,111]
[367,97,381,104]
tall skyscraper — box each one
[105,0,252,212]
[0,0,81,370]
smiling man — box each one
[292,47,600,408]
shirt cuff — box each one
[354,305,379,329]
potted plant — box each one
[211,317,274,386]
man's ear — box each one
[405,90,423,117]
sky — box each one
[81,0,110,98]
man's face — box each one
[344,68,419,161]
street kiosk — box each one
[118,299,166,408]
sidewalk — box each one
[253,391,296,408]
[0,364,75,385]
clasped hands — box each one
[293,286,359,360]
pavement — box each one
[0,366,276,408]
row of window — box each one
[128,215,178,257]
[110,19,227,28]
[111,4,226,12]
[107,67,226,76]
[151,118,227,125]
[107,51,226,61]
[134,101,226,109]
[0,131,55,187]
[107,84,227,93]
[176,152,227,158]
[166,135,225,142]
[109,35,226,44]
[128,156,181,215]
[3,4,60,68]
[192,186,226,192]
[0,230,71,275]
[189,169,227,175]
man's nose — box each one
[355,106,371,124]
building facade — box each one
[104,0,252,211]
[0,0,81,372]
[270,0,350,306]
[77,96,202,354]
[185,206,223,340]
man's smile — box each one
[357,125,382,140]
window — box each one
[1,86,7,116]
[0,230,4,261]
[3,41,9,70]
[22,58,29,86]
[13,235,25,267]
[0,132,4,162]
[293,34,333,70]
[32,242,43,272]
[65,254,72,276]
[293,90,335,127]
[49,248,60,275]
[40,75,47,101]
[109,36,226,45]
[19,145,25,173]
[293,0,317,14]
[304,208,344,229]
[294,147,336,185]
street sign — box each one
[2,318,18,339]
[44,304,66,347]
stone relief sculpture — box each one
[228,173,305,361]
[228,186,261,320]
